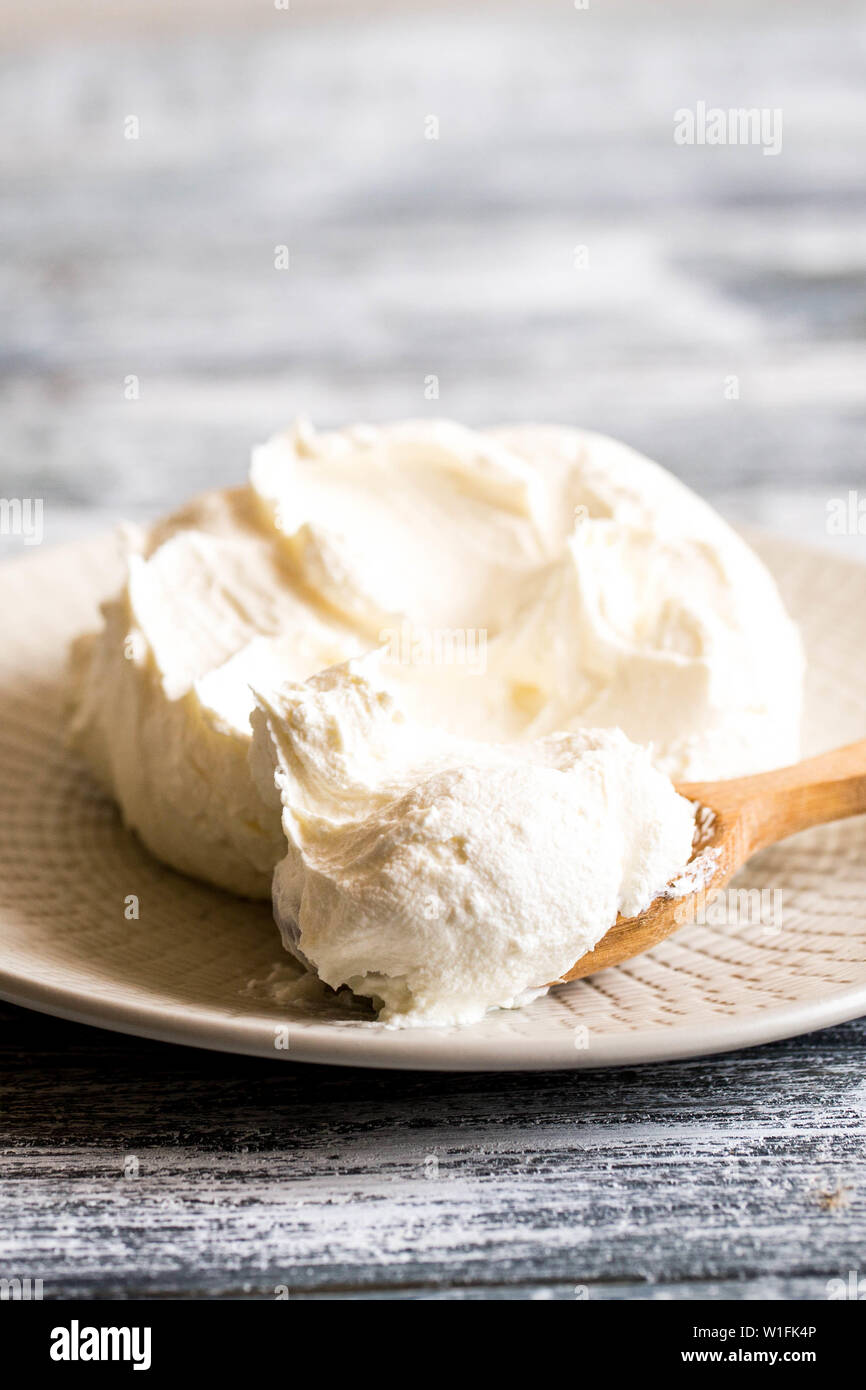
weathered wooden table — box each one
[1,1001,864,1300]
[1,1,864,1299]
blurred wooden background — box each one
[1,0,864,558]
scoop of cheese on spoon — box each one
[250,653,697,1028]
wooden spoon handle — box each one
[680,737,866,855]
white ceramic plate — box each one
[2,532,865,1070]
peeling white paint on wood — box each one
[0,1004,863,1298]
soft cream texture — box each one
[250,654,697,1027]
[68,418,803,897]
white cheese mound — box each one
[68,419,803,904]
[250,654,697,1028]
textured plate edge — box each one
[2,528,866,1070]
[1,966,865,1071]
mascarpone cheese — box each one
[250,653,697,1027]
[67,417,803,1020]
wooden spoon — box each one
[556,739,866,983]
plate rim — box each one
[2,961,866,1070]
[2,528,866,1071]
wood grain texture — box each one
[1,1001,864,1300]
[1,2,865,560]
[1,1,865,1298]
[563,740,866,982]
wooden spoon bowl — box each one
[556,739,866,983]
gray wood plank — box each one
[1,2,865,553]
[1,1003,864,1299]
